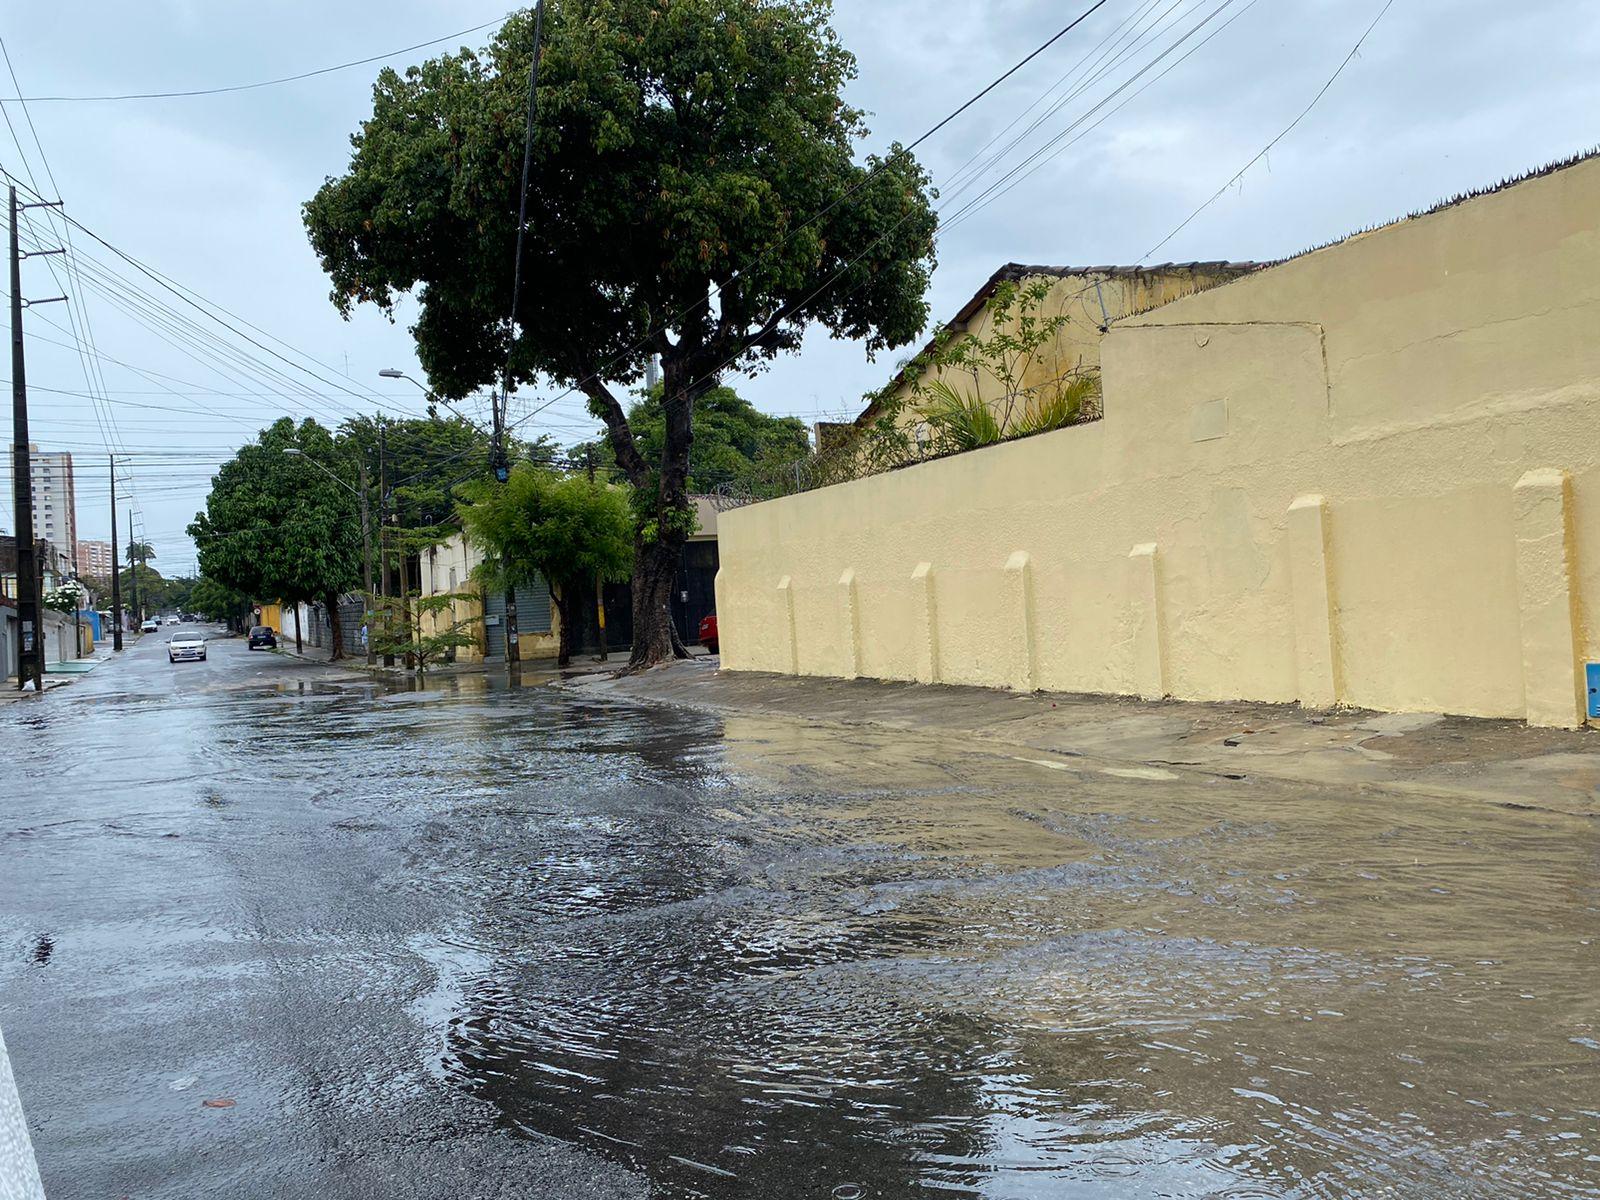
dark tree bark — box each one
[325,591,345,660]
[553,582,575,668]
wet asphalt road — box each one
[2,632,1599,1199]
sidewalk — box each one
[0,641,120,700]
[572,662,1600,818]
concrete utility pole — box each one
[127,509,139,630]
[586,447,607,662]
[359,461,374,666]
[491,0,547,677]
[378,420,393,668]
[109,455,122,650]
[9,186,41,690]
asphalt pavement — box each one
[1,632,1596,1199]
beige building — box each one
[76,539,113,577]
[6,444,76,575]
[716,149,1600,727]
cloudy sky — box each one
[1,0,1595,574]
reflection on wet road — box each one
[2,636,1598,1198]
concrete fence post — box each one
[1512,468,1585,728]
[776,576,799,676]
[1128,543,1167,701]
[0,1024,46,1200]
[1286,494,1340,708]
[838,568,861,679]
[911,562,940,684]
[1004,551,1037,691]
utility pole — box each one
[586,447,607,662]
[109,456,122,650]
[127,509,139,631]
[359,461,374,666]
[378,420,393,667]
[8,184,56,691]
[492,0,547,677]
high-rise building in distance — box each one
[6,443,77,574]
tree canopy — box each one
[574,385,810,495]
[188,418,364,657]
[305,0,937,665]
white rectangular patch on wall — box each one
[1191,398,1228,442]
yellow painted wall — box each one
[718,154,1600,725]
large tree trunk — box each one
[629,537,688,668]
[326,591,345,660]
[627,361,699,670]
[553,583,574,668]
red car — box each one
[698,614,718,655]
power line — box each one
[0,15,511,104]
[1141,0,1399,261]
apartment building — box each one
[6,444,76,575]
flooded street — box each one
[2,638,1598,1198]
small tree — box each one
[457,465,633,667]
[369,593,481,676]
[910,279,1099,453]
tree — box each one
[369,593,481,676]
[190,576,253,629]
[574,385,811,495]
[125,540,154,566]
[304,0,937,667]
[188,418,364,658]
[457,464,633,666]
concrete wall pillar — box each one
[838,568,861,679]
[1513,468,1585,728]
[1286,494,1339,707]
[1129,543,1166,701]
[1004,551,1037,691]
[776,575,799,675]
[911,562,940,684]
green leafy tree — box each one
[457,464,633,666]
[188,418,364,658]
[190,576,253,628]
[124,540,155,566]
[304,0,937,666]
[574,385,810,495]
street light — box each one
[281,448,375,665]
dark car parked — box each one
[248,625,277,651]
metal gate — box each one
[483,576,554,660]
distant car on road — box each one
[698,613,718,655]
[248,625,277,651]
[166,616,180,626]
[140,618,159,633]
[168,633,207,664]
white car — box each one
[166,616,180,626]
[168,633,207,663]
[140,618,159,633]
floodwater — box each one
[2,635,1597,1198]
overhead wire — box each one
[0,14,512,104]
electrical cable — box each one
[0,15,511,104]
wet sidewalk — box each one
[574,662,1600,817]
